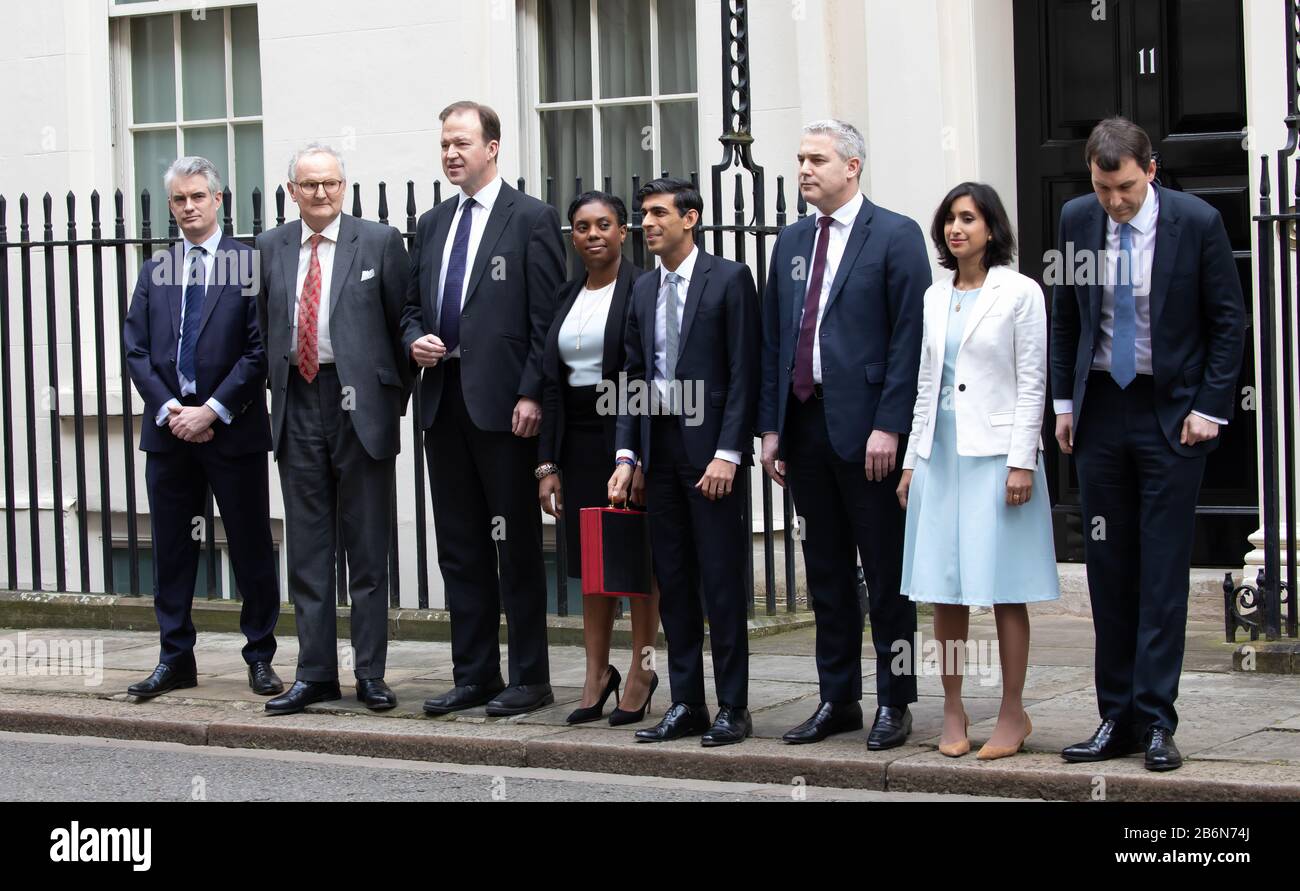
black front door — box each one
[1013,0,1257,566]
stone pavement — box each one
[1,612,1298,801]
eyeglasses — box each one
[293,179,344,196]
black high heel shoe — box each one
[609,672,658,726]
[565,665,622,724]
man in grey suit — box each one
[255,143,412,715]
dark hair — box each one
[439,100,502,146]
[930,182,1017,271]
[567,190,628,227]
[634,177,703,218]
[1084,116,1152,172]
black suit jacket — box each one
[254,213,412,461]
[615,249,760,472]
[759,196,930,462]
[401,181,566,432]
[1050,184,1246,457]
[124,237,270,455]
[538,260,642,465]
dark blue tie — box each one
[177,246,207,384]
[438,197,476,353]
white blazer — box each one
[902,264,1047,472]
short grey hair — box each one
[163,156,223,196]
[288,143,347,183]
[801,119,867,170]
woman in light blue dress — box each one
[897,183,1060,761]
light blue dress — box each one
[901,288,1060,606]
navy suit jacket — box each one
[1050,185,1246,457]
[759,196,931,462]
[615,249,760,472]
[124,236,271,455]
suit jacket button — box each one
[958,384,966,392]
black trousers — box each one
[426,361,550,687]
[280,365,394,682]
[784,394,916,706]
[1074,372,1205,734]
[646,417,749,709]
[145,438,278,672]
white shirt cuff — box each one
[1053,400,1074,416]
[714,449,741,465]
[1191,410,1228,426]
[616,449,638,466]
[206,398,233,425]
[157,398,181,427]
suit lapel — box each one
[930,278,953,376]
[957,268,1002,353]
[425,198,455,320]
[601,262,635,380]
[279,221,302,329]
[194,239,230,340]
[1148,186,1179,332]
[166,242,185,346]
[1086,203,1106,342]
[329,214,360,315]
[821,198,874,317]
[463,184,516,309]
[790,218,816,332]
[677,250,712,352]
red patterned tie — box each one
[297,233,323,383]
[792,216,834,402]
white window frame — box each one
[109,2,263,235]
[519,0,703,203]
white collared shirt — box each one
[1053,185,1226,425]
[804,191,864,384]
[290,212,341,366]
[616,245,741,467]
[156,226,232,427]
[437,176,505,359]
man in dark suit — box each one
[607,178,760,747]
[402,101,566,716]
[123,156,281,700]
[255,143,412,715]
[759,121,929,749]
[1053,117,1245,771]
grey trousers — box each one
[280,365,394,682]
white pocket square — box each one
[360,268,376,282]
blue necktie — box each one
[1110,222,1136,389]
[438,197,476,353]
[177,246,207,384]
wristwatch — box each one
[535,463,559,480]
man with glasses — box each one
[255,143,413,715]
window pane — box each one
[600,103,653,200]
[133,128,178,236]
[657,0,697,94]
[183,126,230,202]
[538,0,591,103]
[181,9,226,120]
[234,123,264,234]
[598,0,650,98]
[660,100,698,182]
[540,108,593,215]
[231,6,262,117]
[130,15,176,124]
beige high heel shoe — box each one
[938,712,971,757]
[977,711,1032,760]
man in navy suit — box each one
[759,120,930,749]
[123,156,281,700]
[1053,117,1245,771]
[608,178,760,747]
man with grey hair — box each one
[123,156,282,700]
[255,143,413,715]
[759,119,930,749]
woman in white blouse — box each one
[537,192,660,726]
[897,182,1060,760]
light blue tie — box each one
[1110,222,1136,389]
[662,272,682,413]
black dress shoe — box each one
[356,678,397,711]
[635,702,711,742]
[783,701,864,744]
[423,675,506,715]
[128,663,197,699]
[702,706,753,747]
[247,662,284,696]
[265,679,342,715]
[1144,726,1183,772]
[1061,719,1141,763]
[866,706,912,751]
[486,683,555,716]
